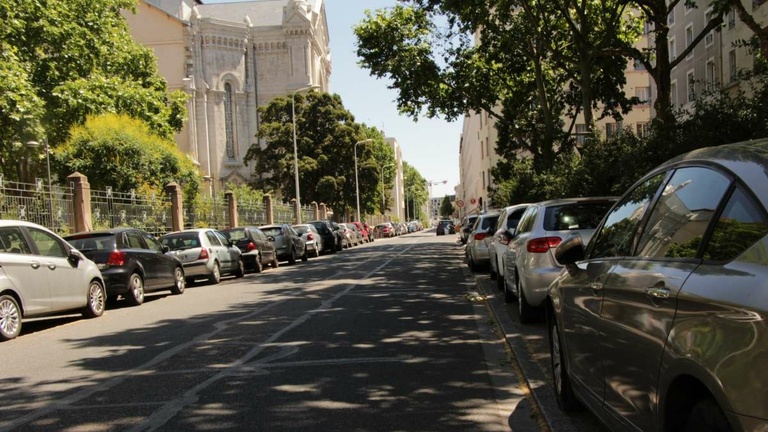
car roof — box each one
[530,197,618,208]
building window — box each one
[486,137,490,158]
[706,58,717,86]
[705,8,714,47]
[575,124,587,144]
[669,38,676,62]
[729,49,737,82]
[606,123,617,137]
[635,86,651,104]
[633,59,646,70]
[636,122,649,138]
[671,80,678,107]
[668,7,675,26]
[224,83,236,159]
[727,10,736,29]
[687,70,695,102]
[685,25,694,59]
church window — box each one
[224,83,236,159]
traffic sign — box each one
[456,200,464,208]
[470,198,477,205]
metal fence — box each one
[90,187,172,237]
[236,197,268,226]
[184,194,228,230]
[0,175,74,234]
[273,202,293,224]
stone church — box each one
[123,0,331,194]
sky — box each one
[204,0,463,198]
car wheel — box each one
[271,256,279,268]
[171,267,185,295]
[549,312,580,411]
[288,247,297,264]
[518,279,538,323]
[0,294,22,341]
[82,280,106,318]
[234,259,245,278]
[208,261,221,284]
[253,255,263,273]
[489,257,498,280]
[684,398,732,432]
[126,273,145,306]
[496,267,505,291]
[301,248,308,262]
[313,247,320,258]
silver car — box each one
[487,204,530,289]
[0,220,106,341]
[160,229,244,285]
[501,197,616,322]
[259,224,307,263]
[466,212,500,271]
[293,224,324,258]
[547,139,768,432]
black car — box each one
[308,220,342,253]
[64,228,185,306]
[220,226,278,272]
[436,219,455,236]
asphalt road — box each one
[0,230,554,432]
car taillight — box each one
[198,248,209,260]
[106,251,126,266]
[307,233,314,240]
[527,237,562,253]
[474,232,487,241]
[246,242,256,251]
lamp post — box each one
[291,84,320,224]
[354,139,373,222]
[380,163,394,216]
[26,139,53,228]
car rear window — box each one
[294,226,310,234]
[544,201,614,231]
[66,234,116,251]
[310,222,329,233]
[221,229,245,241]
[261,227,283,236]
[161,233,201,250]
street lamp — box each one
[26,139,53,228]
[354,138,373,222]
[291,84,320,223]
[380,163,394,216]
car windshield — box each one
[261,227,284,236]
[221,229,245,241]
[161,233,201,250]
[544,201,615,231]
[66,234,116,251]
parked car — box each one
[352,221,371,243]
[220,226,279,272]
[466,212,501,270]
[487,204,531,287]
[375,222,395,238]
[258,224,307,263]
[331,222,352,248]
[293,224,324,258]
[343,223,363,246]
[501,197,617,322]
[0,220,106,341]
[458,215,479,244]
[307,220,342,253]
[160,229,244,285]
[65,228,186,305]
[436,219,455,236]
[547,139,768,432]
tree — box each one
[0,0,187,181]
[439,195,453,218]
[246,92,396,219]
[54,114,201,201]
[403,162,428,219]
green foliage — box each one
[246,91,396,219]
[439,195,453,218]
[403,161,428,218]
[0,0,187,181]
[54,113,200,201]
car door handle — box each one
[30,261,41,269]
[589,282,603,292]
[47,263,57,270]
[645,286,670,300]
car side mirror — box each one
[555,233,585,265]
[162,245,170,253]
[68,249,83,267]
[503,228,516,241]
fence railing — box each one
[236,198,268,226]
[0,175,74,234]
[184,195,228,230]
[90,187,172,237]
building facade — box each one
[124,0,331,194]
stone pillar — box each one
[67,172,92,233]
[225,191,237,228]
[319,203,327,220]
[311,201,319,220]
[165,182,183,232]
[264,194,274,224]
[291,198,299,224]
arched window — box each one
[224,83,235,159]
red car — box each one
[352,221,371,242]
[375,223,395,238]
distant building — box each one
[124,0,331,194]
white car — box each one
[293,224,324,258]
[0,220,106,341]
[487,204,530,289]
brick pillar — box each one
[225,191,237,228]
[264,194,274,224]
[67,172,92,233]
[319,203,327,220]
[311,201,319,220]
[165,182,183,232]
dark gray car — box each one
[547,138,768,432]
